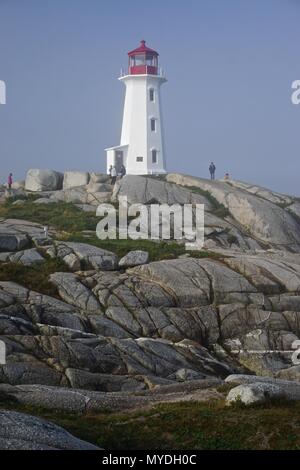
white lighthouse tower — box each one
[105,40,167,175]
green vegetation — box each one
[0,198,221,261]
[2,398,300,450]
[65,234,220,262]
[0,200,99,232]
[5,193,41,203]
[0,258,69,297]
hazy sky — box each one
[0,0,300,194]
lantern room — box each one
[128,40,158,75]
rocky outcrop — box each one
[0,219,50,252]
[0,379,222,413]
[46,241,118,271]
[48,187,112,205]
[2,249,300,389]
[0,234,29,252]
[226,382,285,405]
[119,250,149,268]
[63,171,90,190]
[223,179,293,206]
[0,410,100,449]
[0,248,44,266]
[25,169,63,192]
[225,374,300,405]
[112,175,213,209]
[3,172,300,404]
[166,173,300,250]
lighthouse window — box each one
[152,149,158,163]
[134,55,145,66]
[149,88,155,102]
[136,156,143,162]
[150,118,156,132]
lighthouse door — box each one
[115,151,123,174]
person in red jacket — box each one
[7,173,13,189]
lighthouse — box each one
[105,40,167,175]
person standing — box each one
[108,165,113,177]
[7,173,13,189]
[120,164,126,179]
[209,162,216,180]
[110,166,117,185]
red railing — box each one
[129,65,157,75]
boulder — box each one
[226,383,285,406]
[63,171,90,189]
[87,182,112,193]
[7,248,45,266]
[0,410,99,450]
[11,181,25,190]
[0,234,29,252]
[225,374,300,400]
[119,250,149,268]
[0,219,48,238]
[47,241,118,271]
[90,172,110,183]
[25,169,63,192]
[48,187,111,205]
[0,362,63,386]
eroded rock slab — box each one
[0,410,99,449]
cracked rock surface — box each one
[2,172,300,415]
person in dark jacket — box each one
[209,162,216,180]
[120,164,126,178]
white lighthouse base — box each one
[105,145,166,176]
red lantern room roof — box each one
[128,40,159,57]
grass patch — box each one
[5,193,41,203]
[65,234,221,262]
[0,197,222,262]
[2,398,300,449]
[0,258,70,297]
[0,200,99,232]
